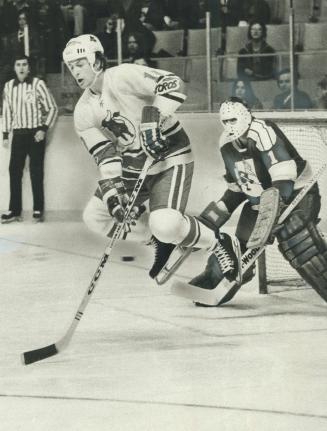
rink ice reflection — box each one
[1,221,327,431]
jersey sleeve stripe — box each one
[160,93,186,103]
[162,121,180,136]
[98,157,122,166]
[88,140,112,155]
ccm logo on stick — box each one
[155,77,180,94]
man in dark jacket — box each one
[273,69,314,109]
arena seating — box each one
[187,28,222,56]
[155,57,190,81]
[303,22,327,50]
[153,30,185,56]
[225,24,301,54]
[298,52,327,78]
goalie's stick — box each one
[22,157,154,365]
[171,163,327,306]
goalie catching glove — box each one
[140,106,169,161]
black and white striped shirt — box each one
[2,76,58,138]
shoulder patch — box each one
[155,75,180,95]
[247,119,276,152]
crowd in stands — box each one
[0,0,326,111]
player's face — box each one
[67,58,95,89]
[14,59,30,81]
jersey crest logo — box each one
[155,75,180,95]
[25,90,35,104]
[235,159,263,197]
[101,111,136,147]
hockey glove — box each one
[140,106,169,161]
[99,177,129,224]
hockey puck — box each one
[121,256,135,262]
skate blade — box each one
[1,216,22,224]
[155,247,192,285]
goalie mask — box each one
[63,34,104,82]
[219,99,252,140]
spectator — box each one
[123,32,146,62]
[60,0,94,38]
[96,15,118,60]
[1,55,58,224]
[237,21,276,81]
[144,0,200,30]
[231,78,263,109]
[101,0,125,18]
[241,0,271,25]
[123,1,156,57]
[200,0,243,28]
[36,0,66,73]
[315,75,327,109]
[273,68,315,110]
[1,0,37,36]
[6,11,43,77]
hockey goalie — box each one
[172,97,327,306]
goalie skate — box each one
[171,246,262,306]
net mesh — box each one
[260,117,327,289]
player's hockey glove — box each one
[140,106,169,161]
[99,177,129,224]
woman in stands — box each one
[237,21,276,81]
[231,78,263,109]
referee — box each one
[2,55,58,223]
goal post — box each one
[254,111,327,294]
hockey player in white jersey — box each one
[62,34,241,281]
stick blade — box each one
[21,343,59,365]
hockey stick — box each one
[22,158,154,365]
[171,163,327,306]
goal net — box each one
[255,112,327,294]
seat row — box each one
[152,22,327,57]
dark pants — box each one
[9,130,46,215]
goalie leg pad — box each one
[277,222,327,301]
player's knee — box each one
[149,208,187,243]
[83,201,97,232]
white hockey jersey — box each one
[74,63,193,181]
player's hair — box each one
[95,51,107,71]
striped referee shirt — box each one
[2,76,58,139]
